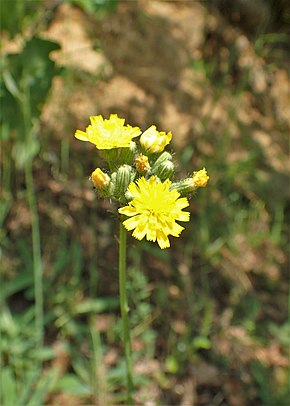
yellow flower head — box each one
[119,176,190,249]
[140,125,172,153]
[135,154,150,174]
[75,114,141,150]
[91,168,110,189]
[192,168,209,187]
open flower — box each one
[75,114,141,149]
[140,125,172,153]
[119,176,190,249]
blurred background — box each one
[0,0,289,405]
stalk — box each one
[21,74,44,349]
[118,219,134,404]
[25,159,43,348]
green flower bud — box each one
[153,160,175,181]
[124,190,134,202]
[118,141,137,166]
[150,151,174,180]
[110,164,136,202]
[170,178,195,196]
[152,151,172,166]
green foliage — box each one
[0,0,43,37]
[66,0,118,15]
[1,36,60,167]
[251,361,290,406]
[1,1,288,405]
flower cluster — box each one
[75,114,209,248]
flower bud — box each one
[150,151,174,180]
[135,154,150,174]
[192,168,209,187]
[91,168,111,197]
[110,164,136,202]
[124,190,134,202]
[91,168,110,188]
[170,178,195,196]
[153,159,174,181]
[170,168,209,196]
[140,125,172,153]
[119,141,137,166]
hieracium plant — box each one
[74,114,209,404]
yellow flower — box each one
[140,125,172,153]
[91,168,110,189]
[75,114,141,149]
[192,168,209,187]
[135,154,150,174]
[119,176,190,249]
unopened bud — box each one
[170,168,209,196]
[91,168,110,188]
[91,168,111,197]
[170,178,195,196]
[111,164,136,202]
[119,141,137,165]
[135,154,150,174]
[153,160,174,181]
[151,151,174,180]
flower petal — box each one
[74,130,89,141]
[156,230,170,249]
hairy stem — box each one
[118,219,133,404]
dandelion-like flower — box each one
[75,114,141,149]
[192,168,209,187]
[119,176,190,249]
[140,125,172,153]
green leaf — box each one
[54,374,91,396]
[0,0,41,37]
[192,336,211,350]
[1,271,33,300]
[74,297,119,315]
[1,36,61,150]
[26,369,59,406]
[165,355,179,374]
[12,138,40,168]
[2,70,22,101]
[67,0,118,15]
[0,367,17,406]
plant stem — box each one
[25,160,43,349]
[118,218,134,404]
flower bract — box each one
[140,125,172,153]
[119,176,190,249]
[75,114,141,150]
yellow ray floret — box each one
[74,114,141,150]
[119,176,190,249]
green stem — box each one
[118,218,133,404]
[60,139,70,175]
[20,72,43,350]
[25,160,43,349]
